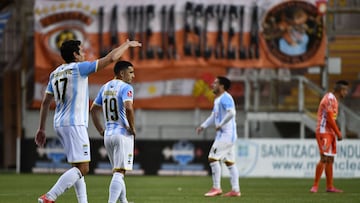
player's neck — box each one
[332,91,341,101]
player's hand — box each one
[196,127,204,135]
[215,126,222,131]
[126,39,142,48]
[337,136,343,141]
[127,127,136,137]
[35,129,46,147]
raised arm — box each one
[97,39,141,71]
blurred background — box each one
[0,0,359,178]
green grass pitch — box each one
[0,173,359,203]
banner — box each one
[32,0,326,109]
[22,138,211,176]
[222,139,360,178]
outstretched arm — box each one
[35,93,53,147]
[97,39,142,71]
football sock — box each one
[210,161,221,189]
[47,167,82,201]
[74,176,88,203]
[313,162,325,187]
[108,172,124,203]
[325,163,334,189]
[228,164,240,192]
[119,175,128,203]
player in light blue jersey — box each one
[35,40,141,203]
[90,61,136,203]
[196,76,241,197]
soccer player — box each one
[90,61,136,203]
[196,76,241,197]
[310,80,349,193]
[35,39,141,203]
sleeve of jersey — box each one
[93,86,104,106]
[78,61,97,76]
[326,110,341,137]
[201,112,215,128]
[45,75,54,95]
[221,94,235,110]
[122,85,134,102]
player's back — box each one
[49,62,92,127]
[100,79,133,136]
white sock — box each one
[210,161,221,189]
[108,172,124,203]
[47,167,82,201]
[119,176,128,203]
[228,164,240,192]
[74,176,88,203]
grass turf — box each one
[0,173,358,203]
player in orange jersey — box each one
[310,80,349,193]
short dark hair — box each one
[60,40,81,63]
[217,76,231,91]
[334,80,349,91]
[114,61,133,75]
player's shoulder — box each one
[222,92,234,99]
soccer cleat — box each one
[204,188,222,197]
[326,187,343,193]
[310,186,318,193]
[38,194,55,203]
[223,190,241,197]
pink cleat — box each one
[38,194,55,203]
[310,186,318,193]
[326,187,343,193]
[223,190,241,197]
[204,188,222,197]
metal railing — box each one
[238,74,360,138]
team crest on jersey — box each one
[127,90,133,97]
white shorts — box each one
[104,134,134,171]
[55,126,90,163]
[208,140,236,163]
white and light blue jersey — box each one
[46,61,98,127]
[93,79,134,136]
[213,92,237,143]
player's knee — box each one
[113,169,126,175]
[320,154,327,163]
[74,163,89,176]
[208,158,217,163]
[224,161,235,167]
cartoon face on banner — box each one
[34,2,97,69]
[262,1,324,64]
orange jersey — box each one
[316,92,340,135]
